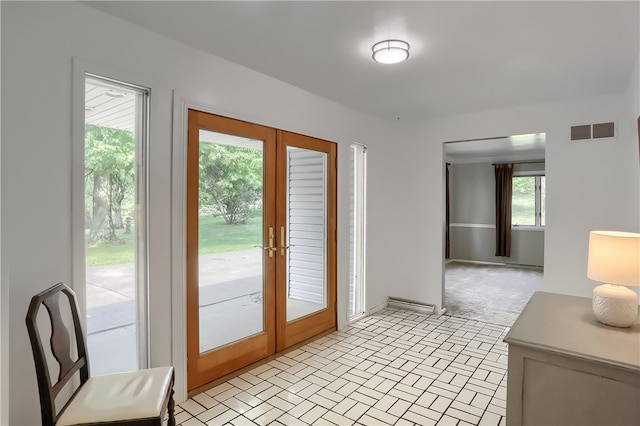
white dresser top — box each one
[504,291,640,371]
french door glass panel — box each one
[84,75,148,374]
[197,130,265,353]
[286,147,328,322]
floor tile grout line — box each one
[298,315,498,424]
[177,309,508,426]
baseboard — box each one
[368,301,388,315]
[448,259,507,266]
[505,262,544,270]
[388,298,435,315]
[368,299,447,316]
[449,259,544,270]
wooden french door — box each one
[187,110,336,391]
[275,130,337,352]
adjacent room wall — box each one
[449,162,544,266]
[389,88,639,311]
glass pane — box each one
[349,144,365,319]
[198,130,264,353]
[286,147,328,322]
[512,176,536,226]
[84,76,146,375]
[540,176,546,227]
[348,146,356,317]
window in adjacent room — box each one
[512,174,545,228]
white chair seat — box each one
[57,366,173,426]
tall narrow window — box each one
[349,144,366,319]
[84,75,148,374]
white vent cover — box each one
[387,297,435,315]
[571,122,616,141]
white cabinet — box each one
[504,292,640,426]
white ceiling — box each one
[85,1,639,124]
[445,133,546,164]
[82,1,639,161]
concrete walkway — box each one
[86,248,322,375]
[86,249,263,334]
[86,249,262,375]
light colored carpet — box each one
[444,261,544,326]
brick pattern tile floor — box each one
[175,308,509,425]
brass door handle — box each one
[258,227,276,257]
[280,227,294,255]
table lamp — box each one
[587,230,640,327]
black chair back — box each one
[26,283,89,425]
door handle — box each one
[256,227,276,257]
[280,226,291,256]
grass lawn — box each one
[86,210,263,266]
[512,196,535,226]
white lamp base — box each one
[592,284,638,328]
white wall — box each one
[1,3,394,424]
[0,1,6,424]
[392,89,640,310]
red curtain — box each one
[494,163,514,257]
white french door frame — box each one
[172,97,347,401]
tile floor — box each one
[175,308,509,426]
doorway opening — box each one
[443,133,545,326]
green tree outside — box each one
[199,143,263,224]
[85,135,264,265]
[512,176,536,226]
[85,124,135,244]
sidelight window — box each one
[84,74,149,374]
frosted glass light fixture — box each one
[587,230,640,327]
[372,39,410,64]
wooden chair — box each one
[26,283,175,426]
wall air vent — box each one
[571,122,616,141]
[592,122,615,139]
[571,125,591,141]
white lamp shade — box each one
[587,231,640,287]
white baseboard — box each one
[368,302,388,315]
[387,298,435,315]
[448,258,507,266]
[448,258,544,270]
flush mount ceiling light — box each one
[372,39,410,64]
